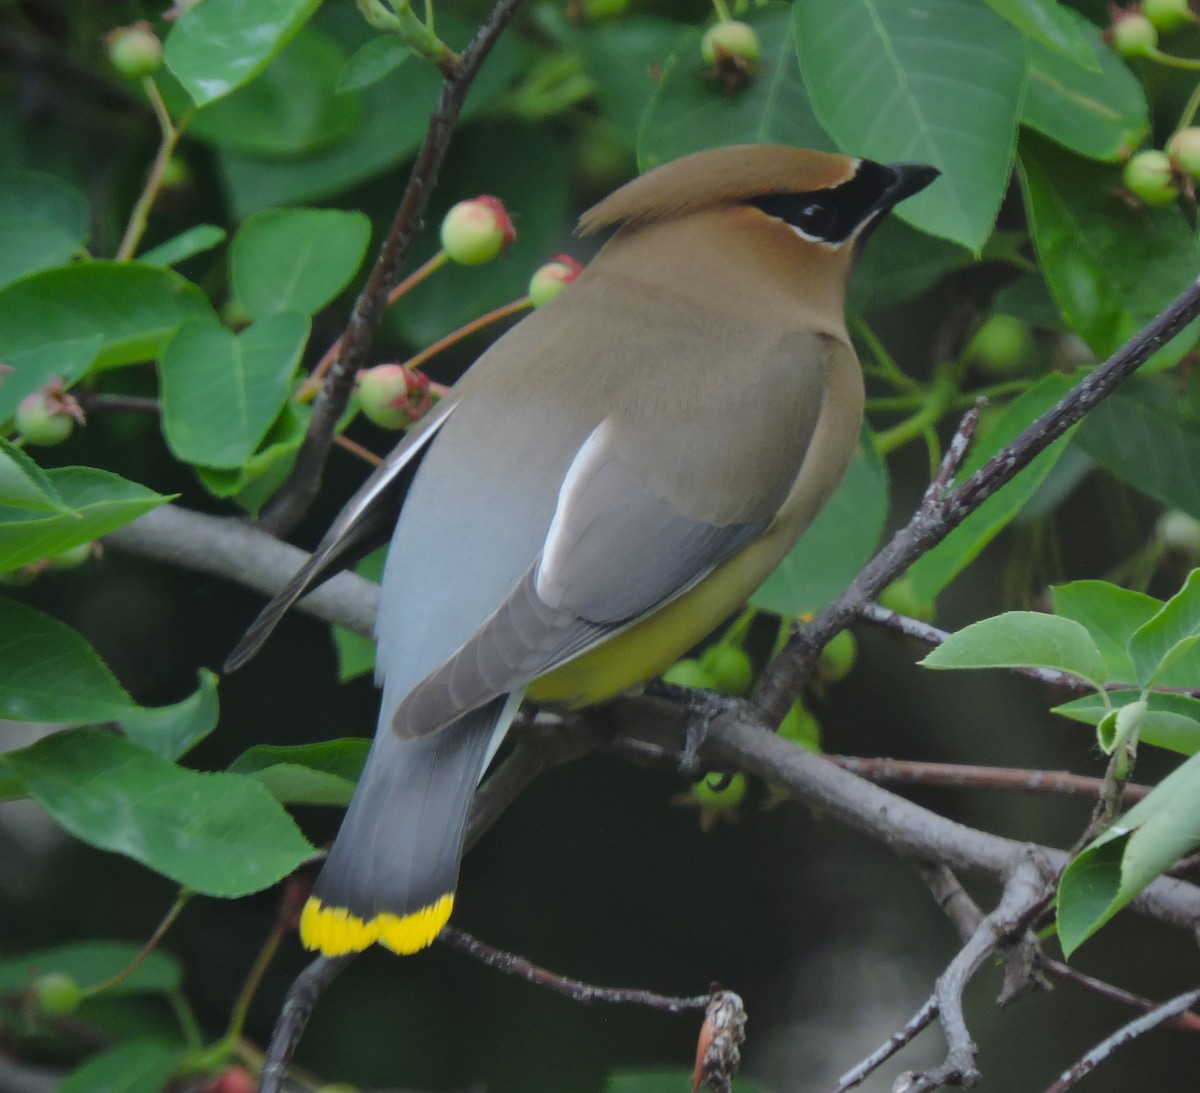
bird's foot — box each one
[645,680,745,778]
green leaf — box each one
[164,0,323,107]
[139,224,227,267]
[638,5,831,171]
[1052,579,1160,682]
[184,26,361,156]
[850,218,972,312]
[921,611,1107,687]
[1018,132,1200,367]
[0,466,172,572]
[1053,689,1200,755]
[1078,380,1200,521]
[906,372,1078,600]
[992,272,1067,330]
[752,428,887,617]
[231,208,370,319]
[0,171,90,290]
[119,669,220,761]
[338,34,410,92]
[0,436,70,513]
[228,738,369,806]
[1021,10,1147,162]
[1127,569,1200,687]
[0,941,181,996]
[1058,747,1200,955]
[0,263,215,398]
[59,1040,180,1093]
[0,599,136,723]
[7,728,314,897]
[574,17,684,146]
[393,122,570,345]
[332,547,384,681]
[159,313,310,469]
[983,0,1099,68]
[216,9,521,215]
[194,399,310,514]
[795,0,1026,251]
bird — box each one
[225,144,938,958]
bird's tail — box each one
[299,695,515,957]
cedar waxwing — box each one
[226,145,938,957]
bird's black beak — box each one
[883,162,941,208]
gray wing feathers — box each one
[391,421,767,738]
[223,397,457,673]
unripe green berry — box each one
[1111,11,1159,55]
[221,297,253,330]
[582,0,628,19]
[817,629,857,685]
[31,972,84,1016]
[662,658,716,690]
[440,196,515,266]
[528,255,583,307]
[1167,127,1200,179]
[878,576,936,624]
[691,771,746,810]
[777,701,820,752]
[701,20,760,65]
[965,314,1035,377]
[357,365,417,430]
[1157,509,1200,554]
[1145,0,1194,32]
[15,391,74,446]
[106,23,163,78]
[700,644,754,696]
[1123,149,1179,206]
[47,541,95,570]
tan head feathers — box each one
[578,144,860,235]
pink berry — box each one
[440,196,516,266]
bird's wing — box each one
[223,395,458,672]
[391,333,831,738]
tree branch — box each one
[755,275,1200,723]
[1041,986,1200,1093]
[257,0,530,536]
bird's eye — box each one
[792,201,835,239]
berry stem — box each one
[86,889,190,996]
[710,0,733,23]
[402,295,531,373]
[115,79,193,262]
[334,433,384,466]
[1149,48,1200,70]
[1174,80,1200,136]
[874,365,958,455]
[854,317,923,393]
[296,250,451,401]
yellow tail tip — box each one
[299,893,454,956]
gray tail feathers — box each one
[301,696,512,956]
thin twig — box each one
[755,275,1200,723]
[439,925,711,1011]
[77,392,161,416]
[827,755,1151,804]
[898,853,1051,1092]
[820,999,939,1093]
[258,0,530,536]
[1041,986,1200,1092]
[922,400,983,506]
[258,955,352,1093]
[115,80,191,261]
[1041,960,1200,1034]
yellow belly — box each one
[527,530,785,707]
